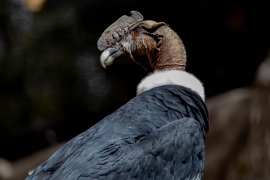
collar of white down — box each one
[136,70,205,101]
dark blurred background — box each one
[0,0,269,179]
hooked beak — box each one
[100,44,124,69]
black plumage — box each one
[26,85,208,180]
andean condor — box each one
[26,11,209,180]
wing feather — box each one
[45,118,205,180]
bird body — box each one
[26,11,209,180]
[27,83,208,179]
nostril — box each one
[120,43,125,51]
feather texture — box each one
[137,70,205,101]
[26,85,209,180]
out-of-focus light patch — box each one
[226,6,246,31]
[255,51,270,87]
[22,0,46,12]
[45,129,58,145]
[0,35,3,58]
[76,53,111,111]
[11,0,33,33]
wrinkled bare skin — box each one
[98,11,187,72]
[153,25,186,71]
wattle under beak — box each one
[100,44,124,69]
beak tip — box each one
[100,49,111,69]
[99,44,123,69]
[102,64,107,69]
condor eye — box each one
[130,28,140,37]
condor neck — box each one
[153,26,187,71]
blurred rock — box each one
[0,158,14,180]
[0,142,65,180]
[205,51,270,180]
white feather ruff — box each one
[136,70,205,101]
